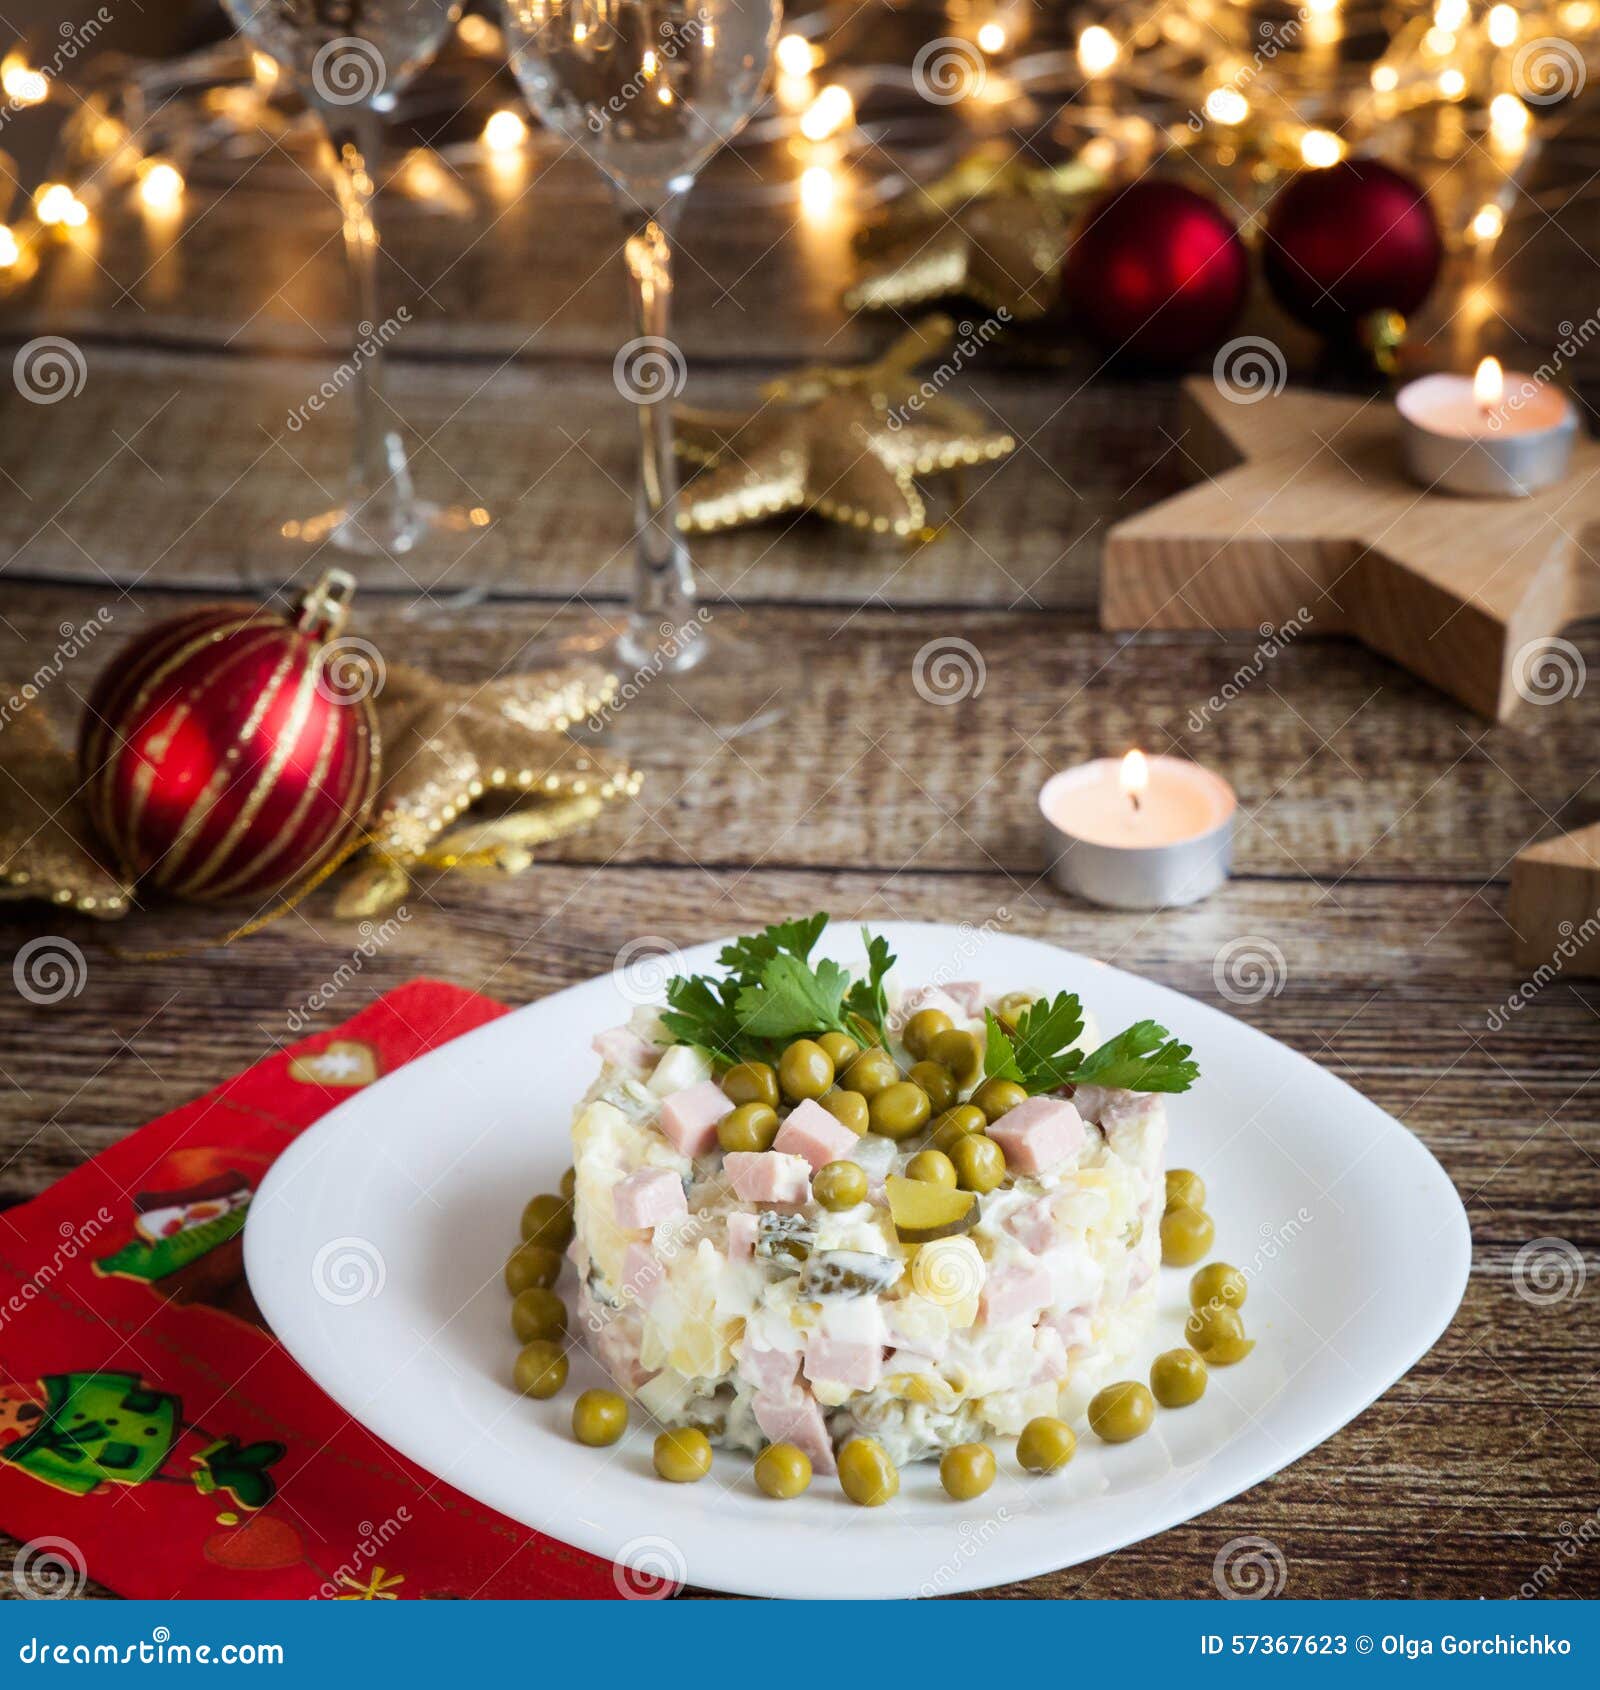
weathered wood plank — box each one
[0,865,1595,1599]
[1,585,1597,884]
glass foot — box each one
[526,608,790,755]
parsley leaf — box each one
[660,973,745,1062]
[1071,1022,1199,1093]
[734,953,852,1041]
[717,913,828,980]
[982,1012,1025,1084]
[843,926,896,1047]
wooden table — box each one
[2,61,1598,1602]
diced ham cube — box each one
[611,1166,687,1231]
[591,1025,660,1073]
[1003,1196,1058,1255]
[979,1260,1053,1327]
[658,1080,733,1158]
[737,1340,799,1397]
[804,1300,886,1393]
[772,1097,860,1171]
[722,1151,811,1206]
[753,1389,836,1475]
[988,1094,1084,1175]
[943,981,986,1017]
[622,1242,666,1308]
[726,1211,758,1263]
[1044,1303,1094,1349]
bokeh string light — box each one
[0,4,1594,295]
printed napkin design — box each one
[0,981,618,1600]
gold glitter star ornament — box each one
[674,316,1015,537]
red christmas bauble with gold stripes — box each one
[79,572,380,903]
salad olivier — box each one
[506,917,1255,1505]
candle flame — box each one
[1474,355,1504,411]
[1120,749,1149,799]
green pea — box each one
[902,1009,953,1060]
[1190,1262,1247,1311]
[1088,1381,1155,1443]
[930,1104,988,1151]
[1161,1205,1215,1266]
[816,1032,860,1072]
[908,1060,958,1114]
[780,1039,835,1102]
[971,1078,1027,1123]
[572,1388,628,1446]
[818,1088,870,1135]
[653,1426,713,1483]
[950,1133,1006,1193]
[505,1242,562,1295]
[868,1080,932,1141]
[813,1159,868,1211]
[1165,1167,1206,1211]
[906,1148,957,1187]
[1150,1348,1208,1408]
[521,1193,574,1251]
[928,1028,982,1087]
[512,1340,567,1399]
[939,1442,996,1500]
[559,1166,577,1203]
[510,1286,566,1344]
[1016,1416,1076,1473]
[837,1437,899,1506]
[754,1442,812,1499]
[842,1049,899,1099]
[723,1061,780,1109]
[718,1101,779,1153]
[1186,1304,1255,1365]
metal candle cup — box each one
[1039,753,1235,910]
[1397,363,1576,498]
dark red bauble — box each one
[1263,159,1441,335]
[79,575,379,903]
[1062,180,1250,365]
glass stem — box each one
[615,195,704,674]
[323,106,416,540]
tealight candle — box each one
[1040,751,1235,909]
[1397,356,1576,497]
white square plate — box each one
[244,922,1470,1598]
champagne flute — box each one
[221,1,488,570]
[501,0,784,744]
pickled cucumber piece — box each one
[800,1250,904,1299]
[756,1211,817,1272]
[885,1174,976,1243]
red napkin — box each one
[0,980,618,1599]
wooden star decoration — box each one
[1509,822,1600,974]
[674,316,1015,538]
[0,689,131,918]
[844,149,1100,321]
[333,661,641,918]
[1102,377,1600,721]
